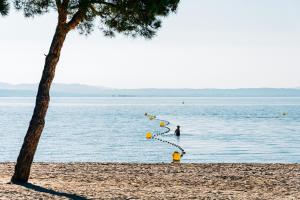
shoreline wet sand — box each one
[0,163,299,199]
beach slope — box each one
[0,163,299,199]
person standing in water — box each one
[175,125,180,136]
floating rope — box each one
[145,114,186,161]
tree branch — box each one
[62,0,70,8]
[68,0,117,10]
[89,5,103,17]
[66,9,84,30]
[90,0,117,7]
[55,0,61,9]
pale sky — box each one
[0,0,300,89]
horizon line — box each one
[0,81,299,90]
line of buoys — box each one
[145,113,185,162]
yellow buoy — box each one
[172,151,181,162]
[160,121,165,127]
[148,115,156,120]
[146,132,152,139]
[149,116,154,120]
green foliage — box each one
[14,0,54,17]
[14,0,180,38]
[0,0,9,16]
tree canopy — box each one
[14,0,180,38]
[0,0,9,15]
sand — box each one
[0,163,299,199]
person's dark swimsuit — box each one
[175,127,180,136]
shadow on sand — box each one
[18,182,88,200]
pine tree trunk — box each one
[11,24,68,183]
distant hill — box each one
[0,82,111,97]
[110,88,300,97]
[0,82,300,97]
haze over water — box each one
[1,97,300,163]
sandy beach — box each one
[0,163,299,199]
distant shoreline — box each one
[1,82,300,97]
[1,89,300,97]
[1,162,299,199]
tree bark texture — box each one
[11,24,68,183]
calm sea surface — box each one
[0,97,300,163]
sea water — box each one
[0,97,300,163]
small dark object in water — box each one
[175,126,180,136]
